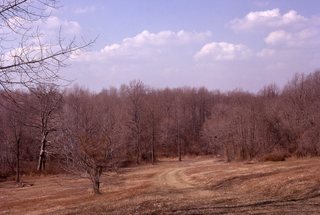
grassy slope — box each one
[1,157,320,214]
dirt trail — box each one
[1,157,320,214]
[155,163,195,189]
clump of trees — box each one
[202,72,320,161]
[1,71,320,193]
[0,0,92,187]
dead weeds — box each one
[1,157,320,214]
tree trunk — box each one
[37,132,47,172]
[91,166,102,194]
[178,118,182,162]
[151,122,155,164]
[178,139,182,161]
[16,137,21,183]
[136,132,140,165]
[92,179,101,194]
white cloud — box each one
[298,28,318,39]
[44,16,81,35]
[64,29,320,93]
[265,28,319,46]
[65,30,224,90]
[264,30,292,45]
[194,42,251,61]
[106,30,211,48]
[73,6,96,14]
[257,48,275,57]
[282,10,305,24]
[75,30,212,61]
[230,8,306,31]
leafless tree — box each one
[158,88,175,156]
[61,88,103,193]
[1,71,320,180]
[96,88,127,167]
[172,90,186,161]
[7,103,24,182]
[60,87,125,194]
[123,80,147,164]
[145,90,162,164]
[0,0,93,92]
[0,91,29,182]
[24,84,63,172]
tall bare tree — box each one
[60,87,125,194]
[2,93,27,182]
[96,88,127,168]
[124,80,147,164]
[145,90,162,164]
[25,85,63,172]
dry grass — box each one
[1,157,320,214]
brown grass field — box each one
[1,157,320,214]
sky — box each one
[45,0,320,92]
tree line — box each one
[0,71,320,193]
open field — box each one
[1,157,320,214]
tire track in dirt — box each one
[156,167,194,189]
[154,160,213,190]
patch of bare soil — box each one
[1,157,320,214]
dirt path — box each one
[1,157,320,214]
[155,163,195,189]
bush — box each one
[263,150,288,162]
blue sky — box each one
[47,0,320,92]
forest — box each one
[1,71,319,193]
[1,1,320,214]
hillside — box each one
[1,157,320,214]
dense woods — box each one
[1,71,320,192]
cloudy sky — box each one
[47,0,320,92]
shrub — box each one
[263,150,288,162]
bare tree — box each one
[0,91,29,182]
[158,88,175,157]
[0,0,93,92]
[96,88,127,168]
[124,80,147,164]
[0,0,92,172]
[61,88,103,193]
[5,111,21,182]
[173,91,184,162]
[25,85,63,172]
[145,90,162,164]
[7,104,24,183]
[60,87,125,194]
[1,70,320,180]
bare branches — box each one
[0,0,56,33]
[1,67,320,192]
[0,0,94,91]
